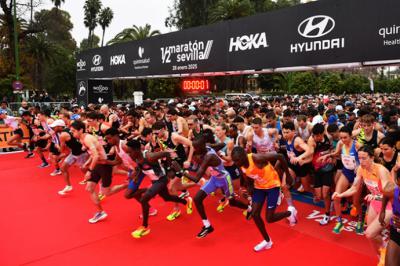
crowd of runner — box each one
[1,93,400,265]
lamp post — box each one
[13,0,20,81]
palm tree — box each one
[83,0,102,49]
[98,7,113,47]
[107,24,160,45]
[209,0,255,23]
[26,33,58,89]
[51,0,65,9]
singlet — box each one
[285,136,304,158]
[362,130,379,149]
[392,186,400,228]
[253,128,275,153]
[192,125,204,140]
[135,151,166,181]
[236,125,252,146]
[312,135,333,171]
[106,113,120,129]
[380,150,399,172]
[41,120,58,144]
[298,125,311,141]
[357,163,386,197]
[205,147,228,178]
[216,136,231,156]
[116,140,136,170]
[158,131,187,163]
[241,154,281,189]
[88,123,106,146]
[64,129,83,156]
[341,141,359,171]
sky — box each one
[40,0,176,45]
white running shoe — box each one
[254,240,273,252]
[297,185,304,193]
[50,169,62,176]
[139,207,158,219]
[58,185,73,195]
[287,206,298,226]
[319,215,330,226]
[88,211,107,223]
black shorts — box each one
[224,165,241,180]
[335,160,343,170]
[390,226,400,247]
[36,139,48,149]
[13,129,23,137]
[314,169,334,188]
[289,162,311,178]
[88,164,113,188]
[49,142,61,156]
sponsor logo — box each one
[229,32,269,52]
[133,47,150,70]
[76,59,86,71]
[379,25,400,46]
[161,40,213,64]
[110,54,126,66]
[78,81,86,96]
[91,55,104,72]
[92,85,109,93]
[290,15,345,54]
[298,15,335,39]
[138,47,144,58]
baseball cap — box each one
[49,119,66,128]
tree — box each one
[79,34,100,50]
[83,0,102,49]
[25,33,58,90]
[98,7,113,47]
[208,0,255,23]
[107,24,160,45]
[51,0,65,9]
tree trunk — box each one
[101,28,105,47]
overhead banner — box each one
[76,0,400,80]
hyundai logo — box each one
[78,81,86,96]
[92,54,102,66]
[138,47,144,58]
[298,15,335,39]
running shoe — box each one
[131,226,150,239]
[287,206,298,226]
[277,192,283,206]
[319,215,330,226]
[297,185,305,193]
[50,169,62,176]
[181,176,190,185]
[25,152,34,159]
[88,211,107,224]
[350,206,358,217]
[254,240,273,252]
[355,221,364,235]
[139,207,158,219]
[98,194,106,201]
[166,209,181,221]
[377,247,386,266]
[217,199,229,213]
[79,179,87,185]
[58,185,73,195]
[38,162,49,168]
[332,221,344,234]
[179,191,190,199]
[196,226,214,238]
[243,205,252,220]
[186,197,193,214]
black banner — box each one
[76,0,400,80]
[88,80,113,105]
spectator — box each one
[18,100,29,116]
[1,101,12,115]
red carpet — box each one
[0,153,376,266]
